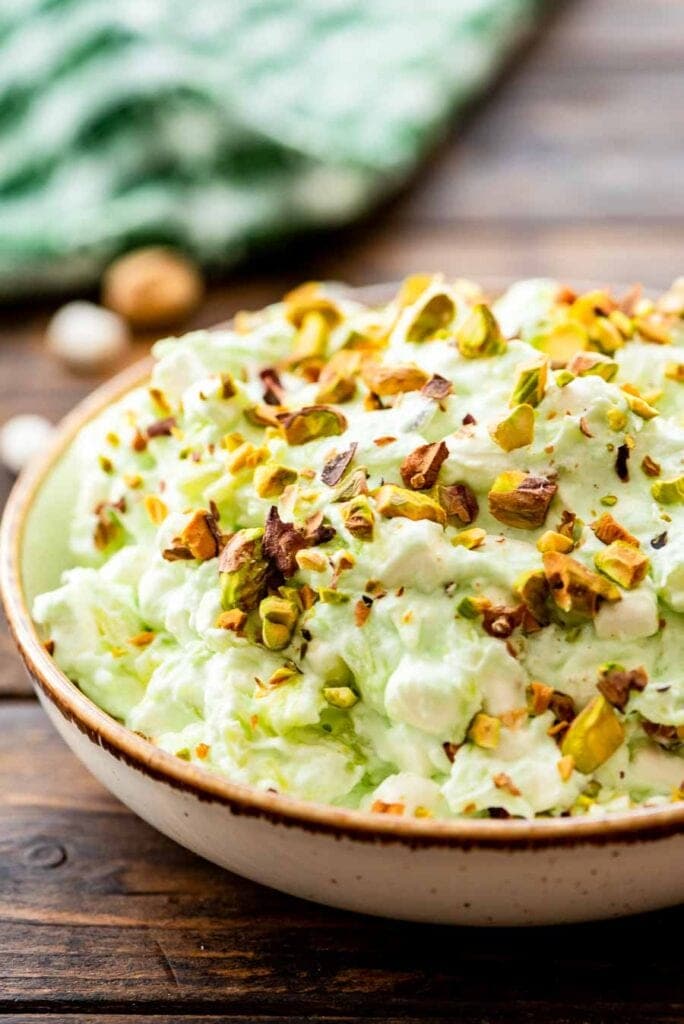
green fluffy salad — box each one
[34,275,684,820]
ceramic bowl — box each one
[3,282,684,926]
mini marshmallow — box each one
[0,414,55,474]
[46,301,130,371]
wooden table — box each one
[2,1,683,1019]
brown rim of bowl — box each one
[2,279,684,851]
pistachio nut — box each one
[259,595,299,650]
[375,484,447,526]
[456,304,506,358]
[278,405,347,445]
[361,361,429,396]
[594,540,649,589]
[490,404,535,452]
[488,471,557,529]
[219,528,269,611]
[561,695,624,773]
[542,551,621,622]
[509,359,548,408]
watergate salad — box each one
[34,276,684,820]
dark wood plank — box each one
[1,700,683,1021]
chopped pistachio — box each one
[456,304,506,358]
[557,755,575,782]
[341,496,375,539]
[267,665,299,687]
[651,476,684,504]
[175,509,221,560]
[259,595,299,650]
[606,408,628,431]
[406,291,456,342]
[438,482,479,524]
[561,695,624,773]
[289,310,329,368]
[597,663,647,710]
[216,608,247,633]
[375,484,446,526]
[219,528,269,611]
[400,440,449,490]
[634,316,672,345]
[509,359,548,408]
[278,405,347,445]
[555,369,575,388]
[591,513,639,548]
[451,527,486,549]
[514,569,551,626]
[295,548,328,572]
[594,540,649,589]
[568,351,618,381]
[456,595,491,619]
[600,494,618,507]
[283,281,343,329]
[490,404,534,452]
[318,587,350,604]
[315,371,356,404]
[641,454,661,478]
[535,321,587,364]
[361,361,429,396]
[589,316,624,354]
[332,467,369,503]
[323,686,359,708]
[143,494,168,525]
[536,530,574,554]
[254,464,298,498]
[468,713,501,750]
[665,361,684,382]
[621,384,659,419]
[527,680,554,715]
[488,471,557,530]
[543,551,621,622]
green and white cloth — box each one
[0,0,546,296]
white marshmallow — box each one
[46,301,130,371]
[0,414,54,474]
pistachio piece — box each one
[254,464,298,498]
[332,467,369,502]
[488,472,557,530]
[321,443,358,487]
[361,362,430,396]
[457,304,506,358]
[341,496,375,540]
[216,609,247,633]
[263,506,334,578]
[323,686,359,708]
[143,494,168,525]
[490,404,534,452]
[509,359,548,408]
[535,322,587,364]
[468,713,501,750]
[421,374,453,400]
[283,281,343,328]
[561,695,625,773]
[395,273,433,309]
[597,663,648,711]
[219,528,269,611]
[641,454,661,478]
[665,361,684,382]
[589,316,624,354]
[543,551,621,621]
[278,405,347,445]
[591,512,639,547]
[514,569,552,626]
[536,530,574,554]
[451,527,486,549]
[175,509,222,560]
[400,440,449,490]
[621,384,659,419]
[375,485,447,526]
[568,351,618,381]
[405,291,456,343]
[652,476,684,504]
[259,595,299,650]
[594,541,649,589]
[315,371,356,404]
[437,482,479,524]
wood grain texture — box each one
[1,701,683,1021]
[2,0,684,1018]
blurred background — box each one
[0,0,682,499]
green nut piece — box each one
[254,463,298,498]
[651,476,684,504]
[514,568,552,626]
[561,695,625,773]
[555,369,576,388]
[568,352,618,381]
[278,405,347,445]
[534,321,587,364]
[289,310,329,367]
[542,551,621,622]
[219,528,269,612]
[323,686,359,708]
[333,467,369,503]
[341,496,375,539]
[406,291,456,342]
[509,359,548,408]
[468,712,501,750]
[490,403,535,452]
[259,595,299,651]
[456,304,506,358]
[594,541,649,589]
[488,471,557,530]
[589,316,624,354]
[375,484,447,526]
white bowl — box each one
[3,282,684,926]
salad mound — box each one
[34,275,684,820]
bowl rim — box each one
[3,279,684,850]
